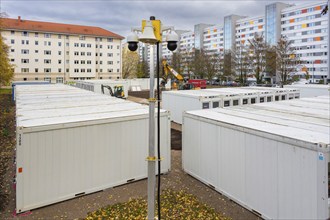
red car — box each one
[187,79,207,89]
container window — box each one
[267,96,272,102]
[224,100,230,107]
[243,99,248,104]
[282,95,286,100]
[251,98,256,104]
[233,100,239,106]
[212,101,219,108]
[202,102,210,109]
[260,97,265,103]
[295,94,300,99]
[275,96,279,101]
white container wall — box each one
[162,87,300,124]
[182,96,330,219]
[15,85,171,213]
[75,80,129,98]
[284,84,330,98]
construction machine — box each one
[161,60,195,90]
[101,84,125,98]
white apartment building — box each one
[2,17,124,83]
[203,25,224,56]
[281,2,328,81]
[235,16,265,50]
[179,31,195,53]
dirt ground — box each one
[0,93,260,220]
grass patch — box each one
[0,89,12,95]
[85,189,229,220]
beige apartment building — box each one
[1,16,124,83]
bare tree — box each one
[193,49,207,79]
[223,50,234,80]
[171,52,183,75]
[204,53,221,82]
[232,44,250,84]
[248,34,267,84]
[122,50,139,79]
[265,46,277,84]
[275,37,300,87]
[136,60,149,78]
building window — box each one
[58,68,62,73]
[35,68,38,72]
[11,31,15,35]
[81,52,85,56]
[79,36,85,40]
[35,41,39,45]
[108,45,113,49]
[44,41,51,46]
[81,69,85,72]
[87,52,91,56]
[66,51,69,55]
[87,69,91,72]
[10,59,15,62]
[117,69,119,72]
[58,60,62,64]
[74,43,79,47]
[23,78,27,81]
[35,33,38,37]
[58,51,62,55]
[74,69,79,73]
[58,42,62,46]
[66,69,69,73]
[44,33,51,38]
[21,68,29,73]
[66,42,69,46]
[21,49,29,54]
[22,31,28,36]
[66,35,69,39]
[74,51,79,55]
[44,59,51,64]
[107,53,113,57]
[56,77,63,83]
[100,45,103,49]
[108,69,113,72]
[35,77,38,80]
[87,60,91,64]
[81,43,85,47]
[99,53,103,56]
[81,60,85,64]
[100,69,103,72]
[35,50,39,53]
[21,59,29,63]
[107,38,113,42]
[74,60,79,64]
[35,59,38,62]
[58,35,62,39]
[44,77,51,82]
[87,44,91,48]
[44,68,51,73]
[107,61,113,65]
[100,61,103,64]
[11,49,15,52]
[44,50,51,55]
[117,45,120,50]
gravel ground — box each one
[0,93,260,220]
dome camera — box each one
[127,32,139,51]
[166,31,179,51]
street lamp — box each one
[127,16,178,220]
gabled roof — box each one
[1,17,124,40]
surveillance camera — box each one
[127,32,139,51]
[166,31,179,51]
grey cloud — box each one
[2,0,315,39]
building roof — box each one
[1,17,124,40]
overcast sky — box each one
[1,0,317,38]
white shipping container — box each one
[182,96,330,219]
[15,85,171,213]
[284,84,330,98]
[162,87,299,124]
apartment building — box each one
[281,2,328,81]
[235,15,265,50]
[2,17,124,83]
[203,25,224,56]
